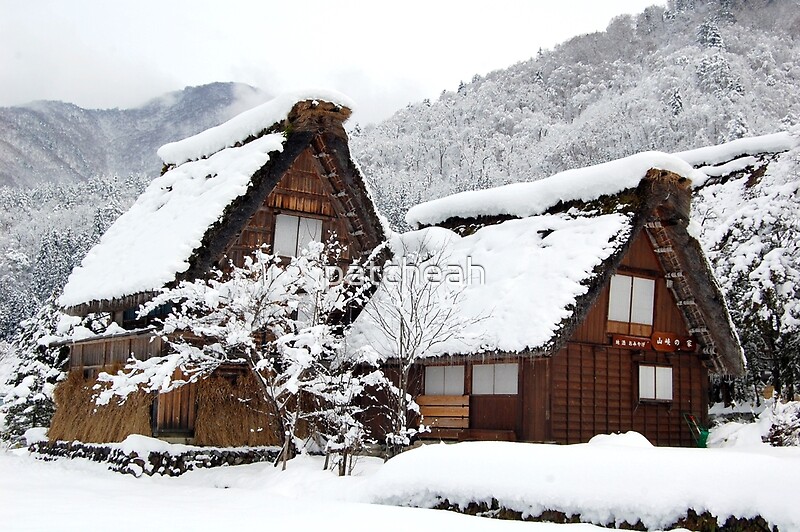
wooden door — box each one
[153,381,197,436]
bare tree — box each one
[356,236,484,457]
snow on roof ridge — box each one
[674,131,796,167]
[405,151,704,228]
[157,88,355,166]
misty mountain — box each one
[0,82,270,187]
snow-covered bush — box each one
[94,242,391,473]
[709,399,800,448]
[767,401,800,447]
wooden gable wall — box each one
[528,228,708,446]
[224,146,360,267]
[570,230,689,344]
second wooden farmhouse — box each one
[352,153,745,447]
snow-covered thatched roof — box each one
[354,151,747,375]
[674,131,795,169]
[405,152,705,228]
[404,132,798,229]
[157,89,355,166]
[60,90,380,313]
[60,134,285,310]
[351,208,633,357]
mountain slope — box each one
[352,0,800,229]
[0,82,269,187]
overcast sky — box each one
[0,0,665,124]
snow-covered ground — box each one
[0,447,601,532]
[2,431,798,531]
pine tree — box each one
[697,19,725,49]
[1,297,70,444]
[718,0,736,24]
[696,54,744,98]
[726,113,749,141]
[669,88,684,116]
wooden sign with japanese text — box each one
[611,335,651,350]
[651,332,696,352]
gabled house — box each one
[351,151,745,447]
[51,91,386,445]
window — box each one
[638,365,673,401]
[274,214,323,257]
[472,363,518,395]
[608,274,655,328]
[425,365,465,395]
[122,303,172,328]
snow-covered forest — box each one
[352,0,800,229]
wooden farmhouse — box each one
[51,92,386,446]
[351,152,745,447]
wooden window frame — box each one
[471,362,519,395]
[607,273,656,337]
[273,212,324,257]
[638,364,673,402]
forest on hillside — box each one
[352,0,800,229]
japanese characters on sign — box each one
[611,333,697,352]
[612,335,651,349]
[651,332,696,352]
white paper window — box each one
[472,363,518,395]
[472,365,494,395]
[608,274,633,322]
[424,365,464,396]
[631,277,655,326]
[274,214,322,257]
[655,366,673,400]
[608,274,655,325]
[639,365,673,401]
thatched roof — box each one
[353,154,744,376]
[60,92,385,315]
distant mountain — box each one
[352,0,800,229]
[0,82,270,187]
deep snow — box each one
[2,431,798,531]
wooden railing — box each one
[67,329,164,376]
[417,395,469,440]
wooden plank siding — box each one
[68,333,164,376]
[470,395,519,435]
[418,395,469,439]
[548,344,705,446]
[521,357,550,441]
[545,229,707,446]
[225,146,358,267]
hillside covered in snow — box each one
[352,0,800,229]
